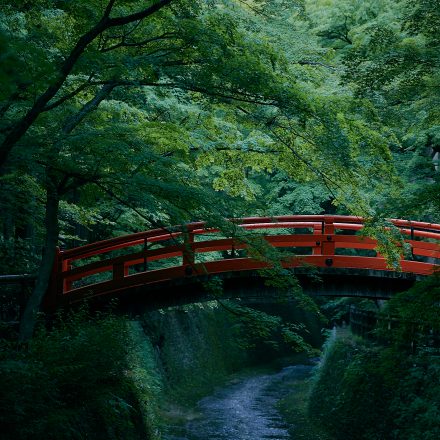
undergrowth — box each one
[0,308,161,440]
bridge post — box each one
[113,262,128,281]
[322,217,335,256]
[143,238,148,272]
[313,223,323,255]
[62,256,72,293]
[183,230,195,265]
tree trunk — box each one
[18,174,59,342]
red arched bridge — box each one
[45,215,440,309]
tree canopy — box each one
[0,0,438,340]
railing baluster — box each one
[322,216,335,256]
[143,237,148,272]
[62,256,72,293]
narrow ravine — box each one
[165,364,313,440]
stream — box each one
[165,364,313,440]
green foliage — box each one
[125,321,163,439]
[278,376,332,440]
[142,297,320,406]
[256,172,332,215]
[377,274,440,349]
[309,275,440,440]
[0,236,39,274]
[360,216,411,268]
[1,0,413,346]
[318,296,376,325]
[386,274,440,328]
[309,331,440,440]
[0,309,159,439]
[1,0,402,255]
[201,268,322,354]
[306,0,440,221]
[1,0,440,437]
[391,347,440,440]
[143,304,248,405]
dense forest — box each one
[0,0,439,439]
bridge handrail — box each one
[59,235,440,282]
[60,215,440,261]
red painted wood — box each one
[48,215,440,308]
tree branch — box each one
[106,0,173,27]
[269,128,341,199]
[0,0,174,169]
[43,77,95,112]
[62,83,116,134]
[100,32,178,52]
[92,79,280,107]
[103,0,117,18]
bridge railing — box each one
[46,215,440,308]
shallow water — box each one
[165,364,313,440]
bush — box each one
[308,332,440,440]
[0,309,156,440]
